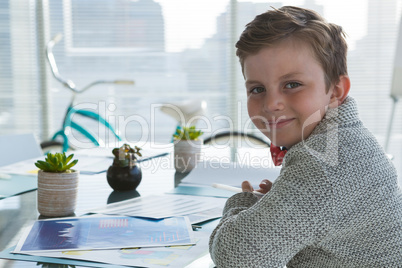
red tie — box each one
[270,143,287,166]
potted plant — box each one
[173,126,203,173]
[106,143,142,191]
[35,152,79,217]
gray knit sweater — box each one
[209,97,402,267]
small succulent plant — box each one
[35,152,78,173]
[112,143,142,168]
[173,126,203,140]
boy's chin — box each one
[258,129,300,147]
[268,138,298,149]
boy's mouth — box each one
[265,118,294,129]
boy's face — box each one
[244,38,335,148]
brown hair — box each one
[236,6,348,91]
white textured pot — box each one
[37,170,79,217]
[174,139,203,173]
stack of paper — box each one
[9,191,226,267]
[87,194,226,224]
[13,232,211,268]
[12,215,209,268]
[14,216,195,252]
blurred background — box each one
[1,0,402,184]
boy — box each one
[209,6,402,267]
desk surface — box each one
[0,145,271,268]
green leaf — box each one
[35,162,45,170]
[65,153,74,164]
[173,125,203,140]
[47,152,53,160]
[35,152,78,172]
[44,162,56,172]
[57,162,63,172]
[65,159,78,170]
[37,160,48,166]
[57,153,63,165]
[47,158,58,169]
[47,153,56,165]
[35,160,50,171]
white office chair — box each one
[384,15,402,154]
[0,133,43,167]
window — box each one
[1,0,401,184]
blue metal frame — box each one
[50,105,122,152]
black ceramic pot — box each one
[106,164,142,191]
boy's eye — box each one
[250,87,265,94]
[285,82,301,89]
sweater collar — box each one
[310,96,360,136]
[282,96,361,158]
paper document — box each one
[13,231,210,268]
[179,161,281,188]
[14,215,195,253]
[0,174,37,199]
[0,155,112,176]
[0,157,42,175]
[88,194,226,224]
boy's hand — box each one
[241,179,272,195]
[258,179,272,194]
[241,180,254,193]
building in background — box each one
[1,0,402,183]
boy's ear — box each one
[329,75,351,108]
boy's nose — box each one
[263,91,285,112]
